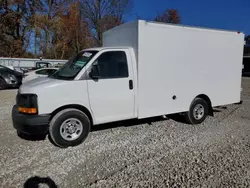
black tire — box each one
[49,108,91,148]
[17,131,29,138]
[185,98,209,125]
[0,78,6,90]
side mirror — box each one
[89,64,100,79]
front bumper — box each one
[12,105,50,135]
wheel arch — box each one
[0,76,6,82]
[0,76,7,89]
[50,104,93,125]
[195,94,213,116]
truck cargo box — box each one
[103,20,244,119]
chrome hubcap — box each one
[60,118,83,141]
[193,104,205,120]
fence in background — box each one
[0,57,67,68]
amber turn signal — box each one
[18,107,37,114]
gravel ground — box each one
[0,78,250,188]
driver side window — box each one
[94,51,129,79]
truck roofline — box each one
[80,46,133,52]
[104,20,245,35]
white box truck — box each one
[12,20,245,147]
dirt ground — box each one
[0,78,250,188]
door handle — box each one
[129,80,133,90]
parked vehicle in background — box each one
[13,67,27,74]
[0,65,23,90]
[12,20,244,148]
[5,66,14,70]
[35,61,52,69]
[54,63,64,68]
[22,67,58,83]
[27,61,53,71]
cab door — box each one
[87,49,135,124]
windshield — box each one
[50,50,98,80]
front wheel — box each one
[185,98,209,125]
[49,109,91,148]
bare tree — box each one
[80,0,132,46]
[0,0,43,57]
[0,0,131,58]
[33,0,71,57]
[53,1,92,59]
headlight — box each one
[16,93,38,114]
[5,74,17,84]
[8,74,16,81]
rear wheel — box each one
[185,98,209,124]
[49,109,91,148]
[0,78,6,90]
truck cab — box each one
[12,47,137,147]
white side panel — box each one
[138,21,244,118]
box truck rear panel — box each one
[138,21,244,118]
